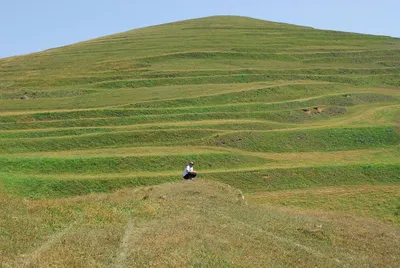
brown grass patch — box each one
[313,106,324,113]
[2,180,399,267]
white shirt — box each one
[183,165,193,176]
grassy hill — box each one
[1,16,399,267]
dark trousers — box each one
[183,172,197,180]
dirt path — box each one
[115,220,135,268]
[18,218,81,267]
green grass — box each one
[1,173,180,198]
[2,126,399,154]
[0,129,219,153]
[3,91,388,123]
[0,83,275,112]
[0,127,115,138]
[1,15,400,267]
[0,107,349,130]
[200,126,400,152]
[0,153,268,174]
[2,162,399,199]
[207,164,400,193]
[128,83,348,108]
[251,185,400,224]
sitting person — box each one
[183,161,197,180]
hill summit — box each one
[1,15,399,101]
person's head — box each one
[189,161,194,166]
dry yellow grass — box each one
[1,180,399,267]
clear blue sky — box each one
[1,0,399,58]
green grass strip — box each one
[0,130,218,153]
[0,153,268,174]
[200,126,400,152]
[208,164,400,193]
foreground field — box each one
[2,180,400,267]
[1,16,400,267]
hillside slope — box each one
[1,16,400,267]
[1,15,399,107]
